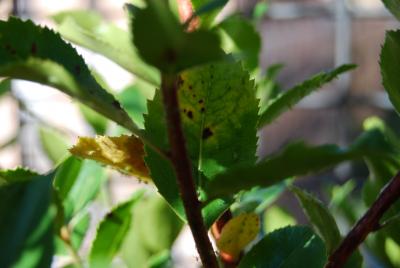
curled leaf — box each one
[216,212,260,261]
[70,135,149,179]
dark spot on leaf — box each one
[31,42,37,55]
[192,94,196,98]
[198,99,204,104]
[183,108,187,113]
[177,76,184,86]
[210,74,214,79]
[75,65,81,75]
[189,85,193,90]
[201,107,205,113]
[202,127,213,140]
[187,110,193,119]
[106,212,123,224]
[112,100,122,109]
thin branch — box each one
[325,171,400,268]
[59,226,84,268]
[161,73,219,268]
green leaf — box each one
[263,206,296,233]
[0,167,38,186]
[238,226,326,268]
[290,186,341,254]
[53,10,159,86]
[0,78,11,97]
[121,194,183,268]
[205,129,393,199]
[117,82,154,129]
[192,0,229,28]
[130,1,224,73]
[90,191,144,268]
[219,15,261,70]
[382,0,400,21]
[0,172,55,268]
[147,250,172,268]
[79,105,108,134]
[144,61,258,223]
[39,127,70,164]
[0,17,138,133]
[53,156,107,221]
[381,30,400,116]
[258,64,356,127]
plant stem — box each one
[161,73,219,268]
[325,171,400,268]
[60,226,84,268]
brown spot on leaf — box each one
[198,99,204,104]
[177,76,184,86]
[202,127,213,140]
[186,110,193,119]
[189,85,193,90]
[201,107,205,113]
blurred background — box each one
[0,0,400,267]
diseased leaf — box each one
[205,129,394,199]
[0,17,138,133]
[53,10,159,86]
[144,61,258,223]
[130,1,224,73]
[0,172,55,268]
[90,191,144,268]
[258,64,356,127]
[216,213,260,261]
[382,0,400,21]
[39,127,70,164]
[0,167,38,186]
[381,30,400,116]
[70,135,149,179]
[238,226,326,268]
[290,186,341,254]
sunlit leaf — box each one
[70,135,149,179]
[90,191,144,268]
[216,213,260,261]
[0,167,38,186]
[39,127,70,164]
[53,10,159,86]
[0,17,138,134]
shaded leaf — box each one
[70,135,149,179]
[90,191,144,268]
[0,167,38,186]
[238,226,326,268]
[216,213,260,261]
[0,172,55,268]
[192,0,229,28]
[0,17,138,133]
[381,30,400,116]
[39,127,70,164]
[258,64,356,127]
[290,186,341,254]
[205,129,394,199]
[53,10,159,86]
[130,1,224,73]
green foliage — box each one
[381,30,400,116]
[290,186,341,254]
[39,127,70,164]
[382,0,400,21]
[90,191,144,268]
[205,129,392,199]
[191,0,228,27]
[0,167,38,186]
[129,1,224,73]
[0,17,138,133]
[258,64,356,127]
[0,78,11,97]
[239,226,327,268]
[53,10,160,86]
[0,172,55,268]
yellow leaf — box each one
[216,212,260,261]
[69,135,149,179]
